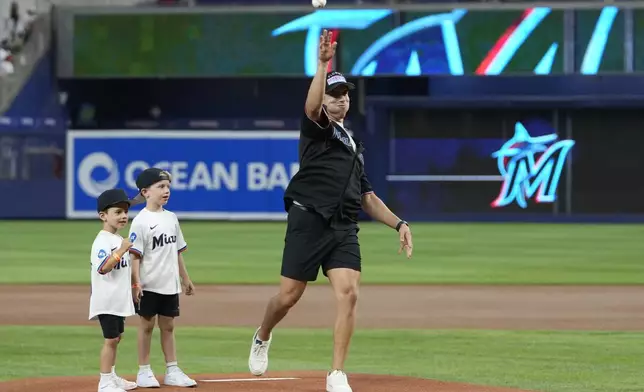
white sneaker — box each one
[98,378,126,392]
[112,373,138,390]
[164,367,197,387]
[326,370,353,392]
[136,368,160,388]
[248,327,272,376]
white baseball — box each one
[312,0,326,8]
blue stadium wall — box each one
[2,72,644,222]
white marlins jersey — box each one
[128,208,187,295]
[89,230,136,320]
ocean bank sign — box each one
[66,130,300,219]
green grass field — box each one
[1,221,643,391]
[1,221,643,284]
[1,326,642,392]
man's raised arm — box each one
[304,29,336,122]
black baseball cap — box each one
[97,188,134,213]
[135,168,172,190]
[326,71,355,94]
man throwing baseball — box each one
[248,29,413,392]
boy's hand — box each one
[119,238,133,253]
[132,284,143,304]
[183,280,195,296]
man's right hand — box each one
[319,29,337,63]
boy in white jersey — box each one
[89,188,138,392]
[128,168,197,388]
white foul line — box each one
[200,377,301,383]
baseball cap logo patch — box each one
[159,170,171,181]
[327,75,346,85]
[135,168,173,190]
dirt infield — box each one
[1,284,643,392]
[1,284,643,329]
[0,371,536,392]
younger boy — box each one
[89,188,139,392]
[128,168,197,388]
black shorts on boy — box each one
[98,314,125,339]
[135,290,180,318]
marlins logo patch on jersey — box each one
[130,232,137,242]
[97,249,107,259]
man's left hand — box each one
[398,224,413,259]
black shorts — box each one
[98,314,125,339]
[135,290,180,318]
[281,205,361,282]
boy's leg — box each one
[99,339,120,389]
[112,317,125,375]
[97,315,124,391]
[136,290,160,365]
[158,315,177,363]
[157,293,180,363]
[100,339,118,374]
[138,316,156,366]
[136,316,160,388]
[98,315,121,374]
[111,318,137,391]
[135,291,161,388]
[158,294,197,387]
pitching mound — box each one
[0,371,536,392]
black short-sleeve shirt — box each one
[284,108,373,228]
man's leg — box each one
[249,276,309,377]
[256,276,307,341]
[249,206,331,376]
[249,271,312,376]
[323,229,362,392]
[326,268,360,371]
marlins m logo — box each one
[491,122,575,209]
